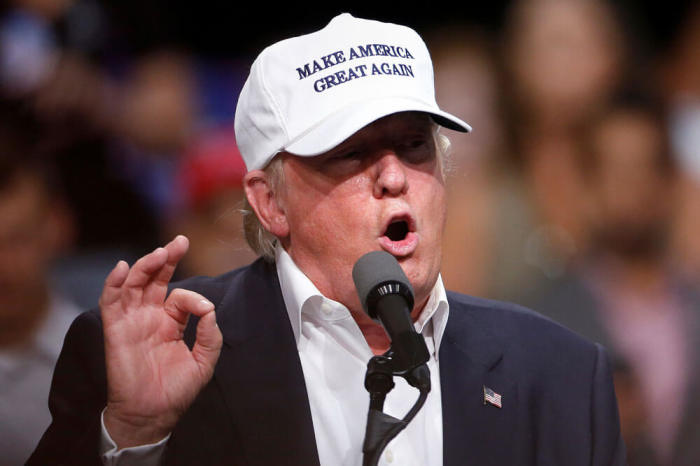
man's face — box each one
[589,111,673,258]
[275,112,447,317]
[0,173,54,313]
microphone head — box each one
[352,251,414,318]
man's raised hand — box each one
[100,235,223,448]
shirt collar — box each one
[275,244,450,353]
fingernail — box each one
[199,299,214,311]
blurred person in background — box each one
[0,0,73,97]
[0,0,112,127]
[662,2,700,285]
[496,0,625,303]
[532,93,700,466]
[0,102,81,465]
[111,49,198,222]
[428,27,507,297]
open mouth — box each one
[378,214,418,256]
[385,219,409,242]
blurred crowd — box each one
[0,0,698,465]
[434,1,700,464]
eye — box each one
[397,136,433,163]
[326,143,370,167]
[317,145,367,177]
[407,138,428,149]
[333,149,361,160]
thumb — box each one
[192,309,223,377]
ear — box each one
[243,169,290,239]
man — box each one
[0,113,80,465]
[30,14,625,465]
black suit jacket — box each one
[29,258,625,465]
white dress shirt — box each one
[101,247,449,466]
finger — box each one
[163,288,210,330]
[191,309,223,378]
[143,235,189,304]
[99,260,129,312]
[121,246,169,305]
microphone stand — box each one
[361,349,431,466]
[351,252,431,466]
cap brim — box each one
[284,97,471,157]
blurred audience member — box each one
[1,0,113,130]
[0,0,69,96]
[118,50,196,156]
[113,50,198,218]
[428,27,506,296]
[0,104,81,464]
[166,127,256,277]
[532,94,700,466]
[494,0,625,302]
[504,0,624,129]
[662,2,700,283]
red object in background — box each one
[178,127,247,208]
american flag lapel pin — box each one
[483,385,502,408]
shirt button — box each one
[385,449,394,463]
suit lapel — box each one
[441,295,518,466]
[213,260,320,466]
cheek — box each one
[416,177,447,234]
[287,190,372,251]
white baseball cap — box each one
[234,13,472,171]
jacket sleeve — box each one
[591,343,627,466]
[27,310,107,466]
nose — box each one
[373,151,408,198]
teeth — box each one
[385,220,409,241]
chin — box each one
[403,256,439,297]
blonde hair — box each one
[241,126,452,261]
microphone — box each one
[352,251,430,374]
